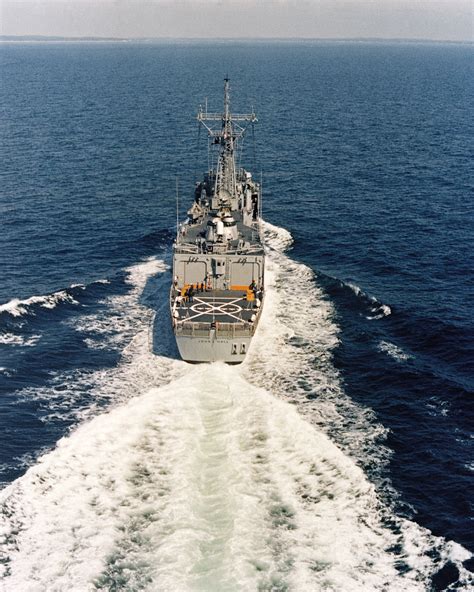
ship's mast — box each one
[198,78,257,211]
[224,77,230,122]
[219,78,235,202]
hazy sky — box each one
[1,0,472,41]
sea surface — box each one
[0,41,473,591]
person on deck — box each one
[249,280,258,300]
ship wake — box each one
[0,224,471,592]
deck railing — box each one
[174,242,263,255]
[175,320,255,337]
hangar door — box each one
[231,261,260,287]
[177,261,207,286]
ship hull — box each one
[175,332,252,364]
[170,285,262,364]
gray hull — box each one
[175,330,252,364]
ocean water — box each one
[0,41,473,591]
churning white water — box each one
[0,224,471,592]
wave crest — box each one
[0,291,79,318]
[263,221,294,252]
[0,279,114,322]
[345,281,392,319]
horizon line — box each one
[1,35,473,45]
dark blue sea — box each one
[0,41,472,591]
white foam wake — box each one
[73,258,168,351]
[263,221,294,252]
[378,340,412,362]
[248,222,390,472]
[0,231,472,591]
[367,303,391,320]
[0,333,41,347]
[4,365,470,592]
[12,257,182,426]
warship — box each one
[170,79,264,363]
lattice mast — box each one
[197,78,257,209]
